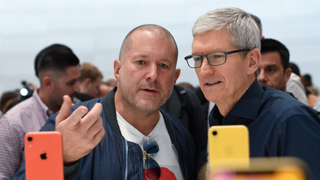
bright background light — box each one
[20,88,28,96]
[1,0,320,95]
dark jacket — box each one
[161,85,208,173]
[210,79,320,179]
[13,88,196,180]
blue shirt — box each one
[209,79,320,179]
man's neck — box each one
[37,88,60,113]
[215,78,255,117]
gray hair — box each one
[192,7,260,57]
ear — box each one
[43,76,54,89]
[83,78,92,86]
[173,68,181,84]
[284,68,292,83]
[114,59,121,83]
[247,48,260,75]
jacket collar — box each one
[211,79,264,125]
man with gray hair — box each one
[185,7,320,179]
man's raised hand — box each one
[55,95,105,165]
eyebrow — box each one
[132,54,149,59]
[66,79,78,84]
[265,64,278,69]
[132,55,173,63]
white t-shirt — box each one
[117,111,183,180]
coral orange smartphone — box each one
[24,131,64,180]
[208,125,249,170]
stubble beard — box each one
[119,80,165,115]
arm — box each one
[276,114,320,179]
[0,117,24,180]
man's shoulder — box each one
[0,97,39,124]
[260,87,317,121]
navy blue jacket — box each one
[14,88,196,180]
[210,79,320,179]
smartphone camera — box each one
[212,131,217,136]
[27,137,32,141]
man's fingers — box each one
[66,106,89,128]
[81,103,103,130]
[86,116,103,138]
[92,126,105,147]
[56,95,73,125]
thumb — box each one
[56,95,72,126]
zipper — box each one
[125,139,128,180]
[172,144,185,180]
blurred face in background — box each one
[257,52,291,92]
[50,66,80,107]
[84,76,102,98]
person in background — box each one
[99,82,113,97]
[105,77,118,88]
[250,13,264,40]
[0,44,80,180]
[176,82,196,91]
[161,82,208,174]
[14,24,195,180]
[257,38,292,93]
[286,62,309,105]
[302,74,319,96]
[0,91,18,117]
[73,62,103,104]
[186,7,320,179]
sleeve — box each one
[275,114,320,179]
[312,96,320,111]
[286,75,308,105]
[0,116,25,180]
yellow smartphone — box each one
[208,125,249,170]
[24,131,64,180]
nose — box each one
[257,70,266,83]
[199,56,215,74]
[145,64,158,81]
[74,81,80,93]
